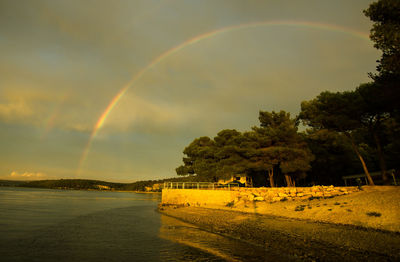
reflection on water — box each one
[0,187,161,241]
[0,187,270,261]
[159,215,269,262]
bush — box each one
[226,201,234,208]
[366,212,381,217]
[295,205,306,211]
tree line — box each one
[176,0,400,187]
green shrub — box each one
[226,201,234,208]
[366,212,381,217]
[308,196,320,201]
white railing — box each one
[163,182,240,190]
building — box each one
[218,174,252,187]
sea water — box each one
[0,187,267,262]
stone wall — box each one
[162,188,237,207]
[161,186,359,207]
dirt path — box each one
[159,206,400,261]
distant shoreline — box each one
[0,185,161,194]
[0,178,166,193]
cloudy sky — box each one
[0,0,380,182]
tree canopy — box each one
[177,111,314,187]
[364,0,400,76]
[364,0,400,116]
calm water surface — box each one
[0,187,267,261]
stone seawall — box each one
[162,186,360,207]
[162,188,237,207]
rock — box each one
[278,193,288,197]
[272,196,282,202]
[313,192,324,197]
[254,196,264,201]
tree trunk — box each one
[284,174,293,187]
[372,130,389,184]
[346,133,375,185]
[268,169,275,187]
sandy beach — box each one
[159,186,400,261]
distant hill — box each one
[3,176,198,192]
[0,180,28,187]
[20,179,126,191]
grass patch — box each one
[334,202,340,205]
[308,196,321,201]
[327,209,332,211]
[366,212,382,217]
[295,205,306,211]
[346,209,352,212]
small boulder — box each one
[272,196,282,202]
[254,196,264,201]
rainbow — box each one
[76,20,370,175]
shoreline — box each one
[0,186,161,194]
